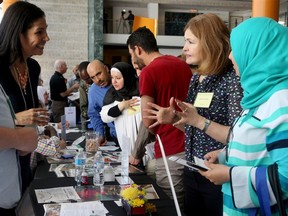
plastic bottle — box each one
[81,170,88,185]
[121,150,129,184]
[103,163,115,182]
[74,149,86,185]
[93,151,104,186]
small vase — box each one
[121,199,146,215]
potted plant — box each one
[120,184,157,215]
[120,184,146,215]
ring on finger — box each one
[37,111,41,117]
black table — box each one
[22,175,177,216]
[17,132,178,216]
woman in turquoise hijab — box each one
[200,17,288,215]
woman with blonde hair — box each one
[145,13,242,215]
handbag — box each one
[268,163,287,216]
[249,164,287,216]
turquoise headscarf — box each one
[230,17,288,111]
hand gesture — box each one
[143,97,176,128]
[173,98,202,128]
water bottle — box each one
[121,151,129,184]
[93,151,104,186]
[103,163,115,182]
[74,149,86,186]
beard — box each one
[134,56,145,70]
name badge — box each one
[127,106,140,115]
[194,92,214,108]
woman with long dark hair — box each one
[0,1,50,195]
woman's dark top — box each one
[0,57,40,194]
[0,58,40,113]
[185,68,243,163]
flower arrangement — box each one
[120,184,157,215]
[120,184,147,208]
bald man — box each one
[50,59,79,122]
[87,59,117,145]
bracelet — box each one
[202,118,211,132]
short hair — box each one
[184,13,231,75]
[126,27,159,53]
[54,60,66,71]
[0,1,45,65]
[78,61,90,72]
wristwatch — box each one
[202,118,211,132]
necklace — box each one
[15,65,28,95]
[9,63,35,110]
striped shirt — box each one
[223,89,288,215]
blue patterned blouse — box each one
[185,67,243,162]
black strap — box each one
[268,163,287,216]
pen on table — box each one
[49,199,79,203]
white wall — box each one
[28,0,88,90]
[160,48,183,57]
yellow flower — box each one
[131,198,145,207]
[121,187,139,200]
[120,184,147,208]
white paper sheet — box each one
[98,146,119,151]
[35,186,81,203]
[60,201,108,216]
[68,92,80,101]
[65,107,76,127]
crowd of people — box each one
[1,1,288,216]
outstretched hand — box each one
[143,97,176,128]
[173,98,203,128]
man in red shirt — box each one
[127,27,192,208]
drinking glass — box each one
[85,131,100,153]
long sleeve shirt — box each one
[87,83,116,138]
[223,89,288,215]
